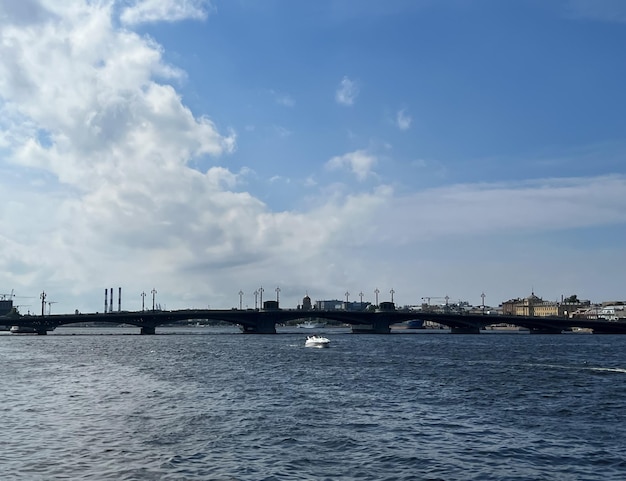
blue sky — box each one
[1,0,625,313]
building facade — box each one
[501,292,590,318]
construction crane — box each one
[0,289,15,300]
[47,301,58,315]
[14,304,31,314]
[1,290,35,301]
[421,296,450,306]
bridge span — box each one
[3,308,626,335]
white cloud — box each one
[396,108,412,130]
[335,76,359,106]
[0,1,234,189]
[269,175,290,184]
[380,175,626,242]
[269,90,295,107]
[273,125,292,138]
[325,149,377,181]
[410,158,428,168]
[120,0,213,25]
[566,0,626,23]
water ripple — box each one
[1,328,626,479]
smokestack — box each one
[110,288,113,313]
[118,287,121,312]
[105,288,108,314]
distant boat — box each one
[305,335,330,348]
[10,325,38,334]
[298,321,326,329]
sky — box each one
[1,0,625,314]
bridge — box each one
[2,306,626,335]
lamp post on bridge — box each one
[40,291,46,316]
[151,288,157,311]
[481,292,486,314]
[141,291,146,311]
[390,288,395,303]
[374,288,379,307]
[239,290,244,310]
[359,291,364,310]
[254,289,258,310]
[258,286,264,309]
[275,286,280,305]
[345,291,350,310]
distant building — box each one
[315,299,343,310]
[378,301,395,311]
[315,299,370,311]
[598,304,626,321]
[501,292,590,318]
[301,294,312,311]
[0,299,13,316]
[263,300,279,310]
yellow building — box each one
[501,293,588,318]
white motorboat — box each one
[305,335,330,348]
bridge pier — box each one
[450,326,481,334]
[140,326,156,335]
[350,321,391,334]
[239,318,276,334]
[36,329,48,335]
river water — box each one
[1,326,625,480]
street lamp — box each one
[275,286,280,305]
[390,288,395,303]
[258,286,264,308]
[239,290,244,310]
[40,291,46,316]
[359,291,364,309]
[151,288,157,311]
[141,291,146,311]
[254,289,259,309]
[345,291,350,310]
[374,288,379,307]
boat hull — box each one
[305,335,330,348]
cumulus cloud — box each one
[120,0,213,25]
[0,2,233,188]
[0,1,242,304]
[0,1,397,311]
[335,76,359,106]
[326,149,377,181]
[396,109,412,130]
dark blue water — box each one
[1,327,625,480]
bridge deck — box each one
[3,309,625,334]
